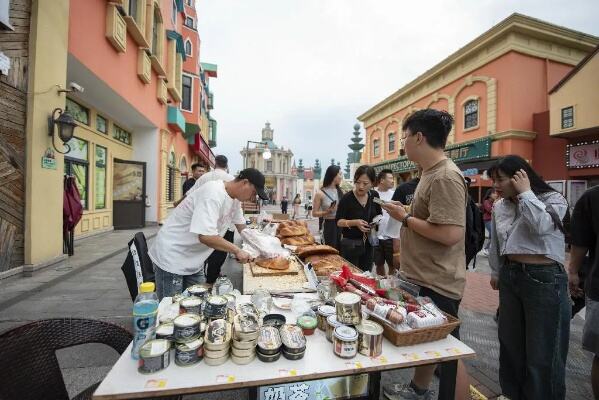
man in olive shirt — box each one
[382,109,468,400]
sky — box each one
[196,0,599,174]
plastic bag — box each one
[240,229,290,259]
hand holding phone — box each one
[373,197,386,206]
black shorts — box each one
[373,238,394,268]
[419,286,461,339]
[203,230,235,284]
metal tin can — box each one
[173,313,202,343]
[325,315,345,343]
[204,354,229,366]
[231,353,256,365]
[138,339,170,374]
[233,338,257,350]
[282,348,305,360]
[257,326,282,356]
[256,350,281,363]
[279,324,306,354]
[317,305,336,331]
[188,284,210,300]
[234,313,260,341]
[205,318,231,350]
[355,320,384,357]
[204,295,228,319]
[333,325,359,359]
[156,322,174,342]
[172,293,185,304]
[335,292,362,325]
[175,338,204,367]
[179,296,203,315]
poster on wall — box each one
[547,180,566,196]
[567,180,588,208]
[113,162,143,201]
[567,142,599,169]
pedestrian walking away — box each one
[148,168,268,299]
[313,165,344,249]
[488,155,570,400]
[292,193,301,219]
[568,185,599,399]
[336,165,382,272]
[381,109,469,400]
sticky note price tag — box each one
[278,369,298,377]
[216,375,236,383]
[372,355,388,364]
[445,347,462,355]
[344,361,363,369]
[425,351,442,358]
[402,353,420,361]
[145,379,167,389]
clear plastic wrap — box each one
[240,229,290,259]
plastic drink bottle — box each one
[131,282,159,359]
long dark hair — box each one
[488,155,555,196]
[483,188,495,201]
[322,165,343,199]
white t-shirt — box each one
[149,180,245,275]
[375,188,395,239]
[187,168,234,195]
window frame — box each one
[94,145,107,210]
[113,124,132,146]
[65,98,90,126]
[184,16,195,29]
[184,38,192,56]
[181,73,193,112]
[166,150,177,203]
[64,136,90,210]
[373,139,380,157]
[96,114,108,134]
[0,0,13,30]
[171,0,177,25]
[561,106,574,130]
[463,99,479,130]
[388,132,396,153]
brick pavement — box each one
[461,271,498,315]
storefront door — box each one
[113,159,146,229]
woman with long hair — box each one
[291,193,301,220]
[488,155,570,399]
[336,165,382,271]
[313,165,344,249]
[481,188,498,256]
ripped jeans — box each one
[153,264,206,300]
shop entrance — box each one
[113,159,146,229]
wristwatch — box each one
[401,213,412,227]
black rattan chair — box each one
[0,318,132,400]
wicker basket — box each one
[369,312,460,347]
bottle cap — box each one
[139,282,155,293]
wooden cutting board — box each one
[250,257,301,277]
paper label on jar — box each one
[335,340,356,357]
[372,303,391,320]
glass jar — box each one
[250,289,273,315]
[212,275,234,296]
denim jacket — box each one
[489,190,568,278]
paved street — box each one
[0,212,593,399]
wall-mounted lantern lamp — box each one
[48,108,77,154]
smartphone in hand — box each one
[372,197,386,206]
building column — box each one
[24,0,70,268]
[276,176,281,202]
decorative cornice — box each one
[358,13,598,127]
[489,130,537,141]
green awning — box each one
[166,30,186,61]
[167,106,185,133]
[174,0,184,12]
[184,123,200,145]
[201,62,218,77]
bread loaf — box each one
[280,235,315,246]
[306,254,346,275]
[255,257,290,270]
[277,225,308,238]
[296,245,339,259]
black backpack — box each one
[465,195,485,266]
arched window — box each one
[184,39,192,56]
[167,151,176,202]
[373,139,380,157]
[464,99,479,129]
[388,133,395,152]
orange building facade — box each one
[65,0,217,236]
[358,14,598,202]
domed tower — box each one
[313,159,322,180]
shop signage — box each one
[41,147,56,170]
[462,168,479,176]
[259,374,369,400]
[444,138,491,163]
[567,141,599,169]
[199,136,209,157]
[373,157,416,174]
[209,150,215,165]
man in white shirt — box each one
[373,169,397,276]
[149,168,269,299]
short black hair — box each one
[402,109,454,149]
[354,165,376,184]
[191,163,204,171]
[377,169,393,182]
[215,155,228,168]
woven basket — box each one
[370,312,460,347]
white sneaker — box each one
[383,383,435,400]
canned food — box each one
[175,338,204,366]
[156,322,174,342]
[172,293,186,304]
[262,313,286,329]
[223,293,236,309]
[188,284,210,300]
[355,320,383,357]
[234,313,260,341]
[256,350,281,363]
[205,319,231,348]
[179,296,203,315]
[236,302,259,316]
[325,315,345,343]
[204,354,229,366]
[233,338,257,350]
[335,292,362,325]
[279,324,306,354]
[282,348,305,360]
[333,325,359,359]
[204,295,228,318]
[257,326,282,356]
[204,347,230,359]
[173,313,202,343]
[231,353,256,365]
[231,346,255,358]
[317,305,336,331]
[138,339,171,374]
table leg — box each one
[437,359,457,400]
[368,371,381,399]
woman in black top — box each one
[336,165,382,271]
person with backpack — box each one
[488,155,570,400]
[381,109,469,400]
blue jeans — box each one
[498,261,571,400]
[153,264,206,300]
[484,220,492,250]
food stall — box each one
[92,220,475,400]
